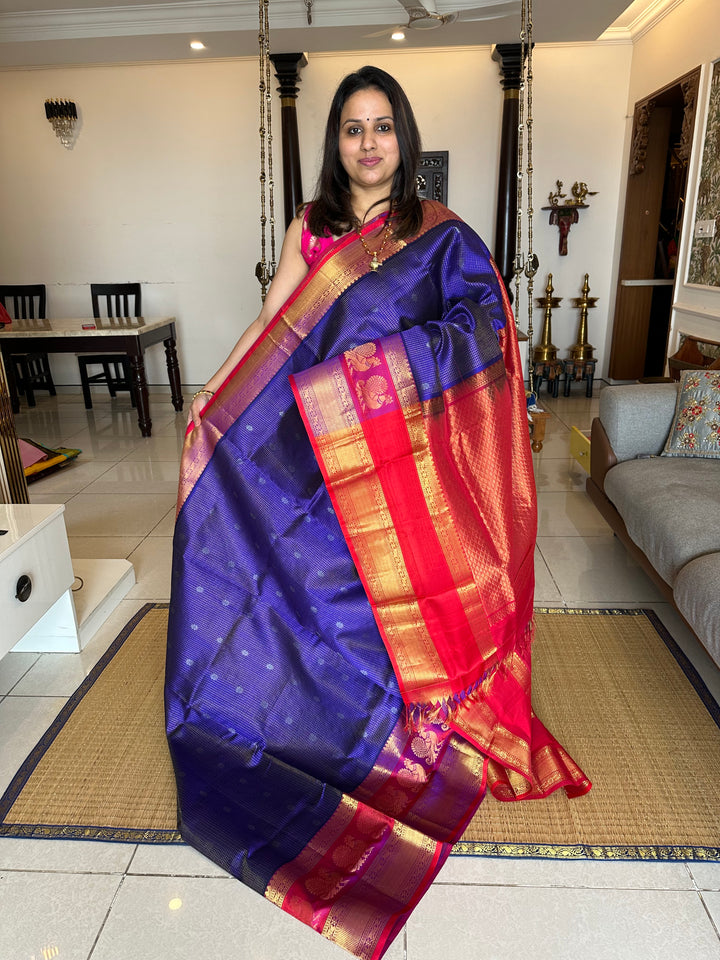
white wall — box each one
[0,60,262,387]
[624,0,720,357]
[628,0,720,106]
[529,42,632,377]
[0,42,633,387]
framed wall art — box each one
[416,151,448,205]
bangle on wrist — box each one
[192,388,215,402]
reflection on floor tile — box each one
[10,650,97,697]
[533,457,587,492]
[689,863,720,891]
[152,414,190,439]
[127,538,173,599]
[129,842,230,878]
[0,650,39,696]
[83,458,180,495]
[441,854,694,889]
[537,536,666,603]
[529,432,572,459]
[61,492,177,537]
[407,884,720,960]
[0,695,66,795]
[121,434,184,462]
[28,490,75,504]
[23,458,113,496]
[0,837,135,873]
[150,506,177,537]
[534,547,562,603]
[537,491,612,537]
[61,427,147,460]
[0,872,122,960]
[90,875,403,960]
[68,534,144,559]
[701,891,720,930]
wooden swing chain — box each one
[524,0,538,381]
[514,0,538,392]
[514,17,525,317]
[256,0,276,300]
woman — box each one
[167,66,590,960]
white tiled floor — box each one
[1,384,719,960]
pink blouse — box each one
[300,206,336,266]
[301,205,390,266]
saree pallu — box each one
[166,200,590,960]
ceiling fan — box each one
[364,1,520,39]
[394,0,520,30]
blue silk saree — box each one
[165,200,590,959]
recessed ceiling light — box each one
[190,41,206,51]
[391,30,405,41]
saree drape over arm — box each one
[165,200,590,960]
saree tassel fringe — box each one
[404,619,536,731]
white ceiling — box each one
[0,0,671,69]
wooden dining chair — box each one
[78,282,141,409]
[0,284,56,408]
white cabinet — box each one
[0,503,79,657]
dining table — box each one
[0,315,183,437]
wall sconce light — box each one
[44,99,78,149]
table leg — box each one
[164,335,183,411]
[585,368,594,398]
[564,371,572,397]
[529,410,550,453]
[129,354,152,437]
[21,358,37,408]
[1,347,21,414]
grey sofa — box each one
[586,382,720,667]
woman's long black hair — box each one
[307,65,423,241]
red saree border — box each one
[177,200,461,512]
[265,795,452,960]
[351,717,489,844]
[262,614,496,960]
[290,332,534,707]
[291,299,590,802]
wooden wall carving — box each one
[629,99,656,175]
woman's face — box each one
[338,88,401,201]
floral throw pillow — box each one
[662,369,720,458]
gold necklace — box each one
[356,218,393,271]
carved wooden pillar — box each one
[270,52,308,230]
[491,44,524,296]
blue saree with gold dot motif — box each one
[165,200,590,960]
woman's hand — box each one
[187,389,214,429]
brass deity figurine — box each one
[544,180,598,256]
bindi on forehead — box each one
[342,114,393,125]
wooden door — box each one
[609,68,700,380]
[608,105,672,380]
